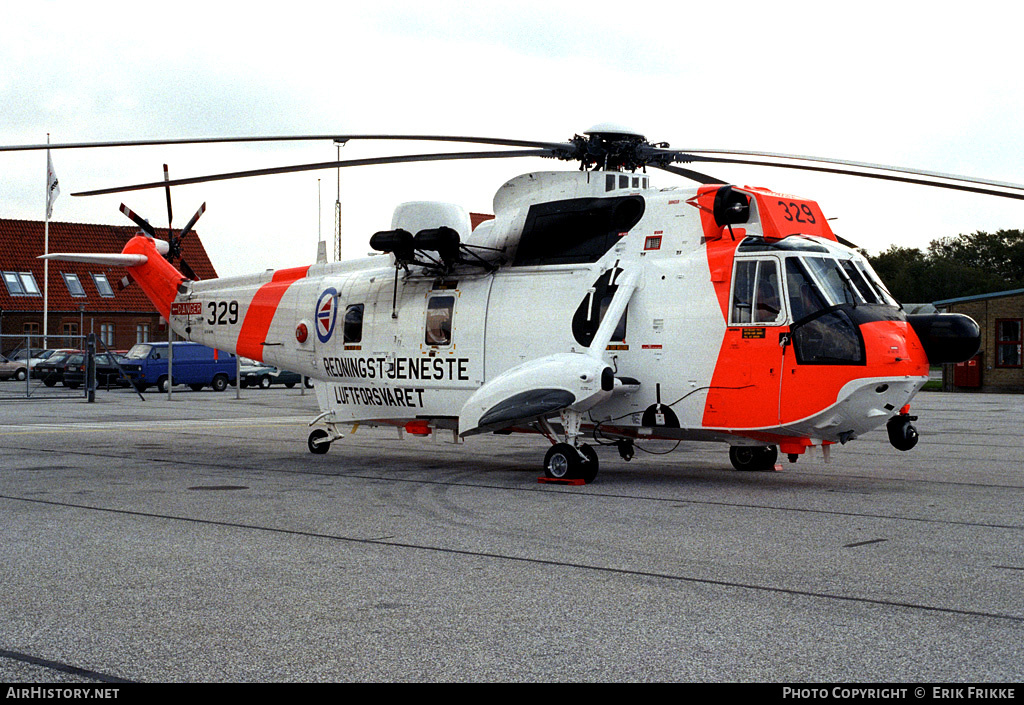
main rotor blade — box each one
[651,163,722,185]
[668,147,1024,192]
[675,153,1024,201]
[73,149,555,196]
[1,134,567,152]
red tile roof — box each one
[0,219,217,313]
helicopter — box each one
[10,125,1013,483]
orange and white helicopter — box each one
[12,126,1016,482]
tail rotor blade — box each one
[179,258,199,281]
[179,202,206,241]
[163,164,173,231]
[119,203,156,237]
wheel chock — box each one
[537,477,587,485]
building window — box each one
[23,322,41,348]
[62,322,79,348]
[136,324,150,344]
[3,271,41,297]
[996,319,1022,368]
[99,324,114,347]
[62,272,86,297]
[92,273,115,298]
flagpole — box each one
[43,134,50,350]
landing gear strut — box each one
[539,411,599,483]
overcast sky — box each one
[3,1,1023,277]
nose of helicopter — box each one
[906,313,981,364]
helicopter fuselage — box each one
[153,170,968,464]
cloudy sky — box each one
[2,1,1023,277]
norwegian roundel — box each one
[315,288,338,343]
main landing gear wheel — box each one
[543,443,599,483]
[308,428,331,455]
[729,445,778,472]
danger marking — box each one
[170,302,202,316]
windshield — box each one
[803,257,863,305]
[124,344,152,360]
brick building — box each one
[1,219,217,354]
[935,288,1024,392]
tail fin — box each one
[40,234,186,319]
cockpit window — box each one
[785,259,829,321]
[804,257,862,305]
[840,260,883,304]
[731,259,784,325]
[855,260,899,306]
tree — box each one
[867,230,1024,303]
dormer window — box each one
[92,273,115,297]
[3,271,41,296]
[62,272,86,297]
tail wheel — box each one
[308,429,331,455]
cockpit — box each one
[729,236,901,365]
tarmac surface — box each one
[0,383,1022,683]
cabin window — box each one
[425,295,454,346]
[731,259,783,325]
[344,304,364,344]
[996,319,1022,368]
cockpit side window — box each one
[785,258,829,322]
[731,259,784,325]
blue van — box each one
[120,342,237,392]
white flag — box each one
[46,151,60,219]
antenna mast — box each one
[334,141,343,261]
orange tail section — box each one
[121,235,186,320]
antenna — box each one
[334,141,344,262]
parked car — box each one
[120,342,237,392]
[238,358,312,389]
[62,352,132,389]
[5,348,47,375]
[0,354,28,381]
[34,351,79,386]
[31,349,79,379]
